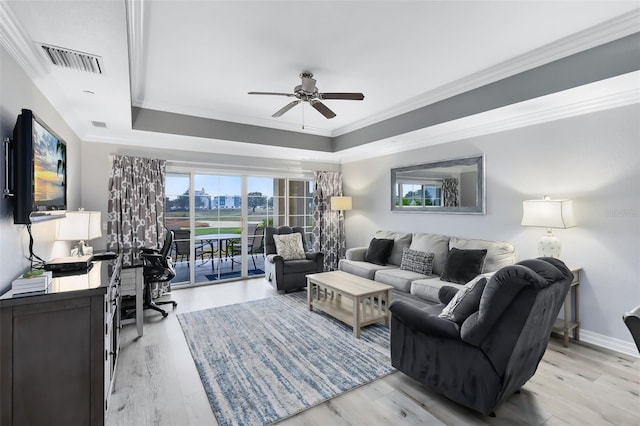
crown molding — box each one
[336,73,639,164]
[0,1,47,79]
[333,9,640,137]
[126,0,146,108]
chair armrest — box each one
[389,300,460,339]
[140,253,163,261]
[305,251,324,262]
[266,254,284,264]
[346,247,367,261]
[140,247,158,254]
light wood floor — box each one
[106,278,640,426]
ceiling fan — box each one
[248,72,365,119]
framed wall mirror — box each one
[391,155,485,214]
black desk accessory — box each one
[44,255,93,272]
[93,251,118,261]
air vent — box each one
[40,44,103,74]
[91,121,107,128]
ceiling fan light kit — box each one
[248,72,364,119]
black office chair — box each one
[140,230,178,318]
[623,305,640,353]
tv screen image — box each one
[12,109,67,224]
[33,119,66,207]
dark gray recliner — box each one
[389,257,573,416]
[264,226,324,292]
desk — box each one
[0,257,122,425]
[120,264,144,337]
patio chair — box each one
[172,229,213,270]
[226,223,264,270]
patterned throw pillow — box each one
[400,248,435,275]
[438,277,488,324]
[272,233,306,260]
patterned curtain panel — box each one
[312,171,344,271]
[107,155,168,297]
[442,177,459,207]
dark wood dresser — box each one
[0,256,122,426]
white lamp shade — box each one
[521,199,576,229]
[330,196,352,211]
[57,211,102,241]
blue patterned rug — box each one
[177,291,394,426]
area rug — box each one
[177,291,394,426]
[206,268,264,281]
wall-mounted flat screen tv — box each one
[12,109,67,224]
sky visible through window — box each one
[166,175,276,198]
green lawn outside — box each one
[194,227,241,236]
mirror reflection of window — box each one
[391,155,484,214]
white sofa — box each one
[338,230,517,303]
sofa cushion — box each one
[364,238,394,265]
[439,277,488,324]
[338,259,396,280]
[400,248,435,275]
[410,233,450,276]
[374,268,428,293]
[441,248,487,284]
[449,237,516,273]
[282,259,320,274]
[375,231,412,266]
[412,271,496,303]
[411,276,463,303]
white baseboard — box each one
[579,329,639,357]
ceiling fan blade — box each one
[319,92,365,101]
[272,100,301,117]
[248,91,294,97]
[310,100,336,119]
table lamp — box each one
[521,196,575,258]
[57,210,102,256]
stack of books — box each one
[12,271,53,295]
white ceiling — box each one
[1,1,639,164]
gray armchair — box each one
[264,226,324,292]
[389,257,573,416]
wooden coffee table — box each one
[306,270,393,338]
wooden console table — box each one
[0,256,122,426]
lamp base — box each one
[537,230,561,258]
[71,241,93,257]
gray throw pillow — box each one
[400,248,435,275]
[438,277,488,324]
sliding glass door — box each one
[165,172,313,286]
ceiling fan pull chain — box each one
[302,102,305,130]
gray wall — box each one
[0,45,81,293]
[342,104,640,352]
